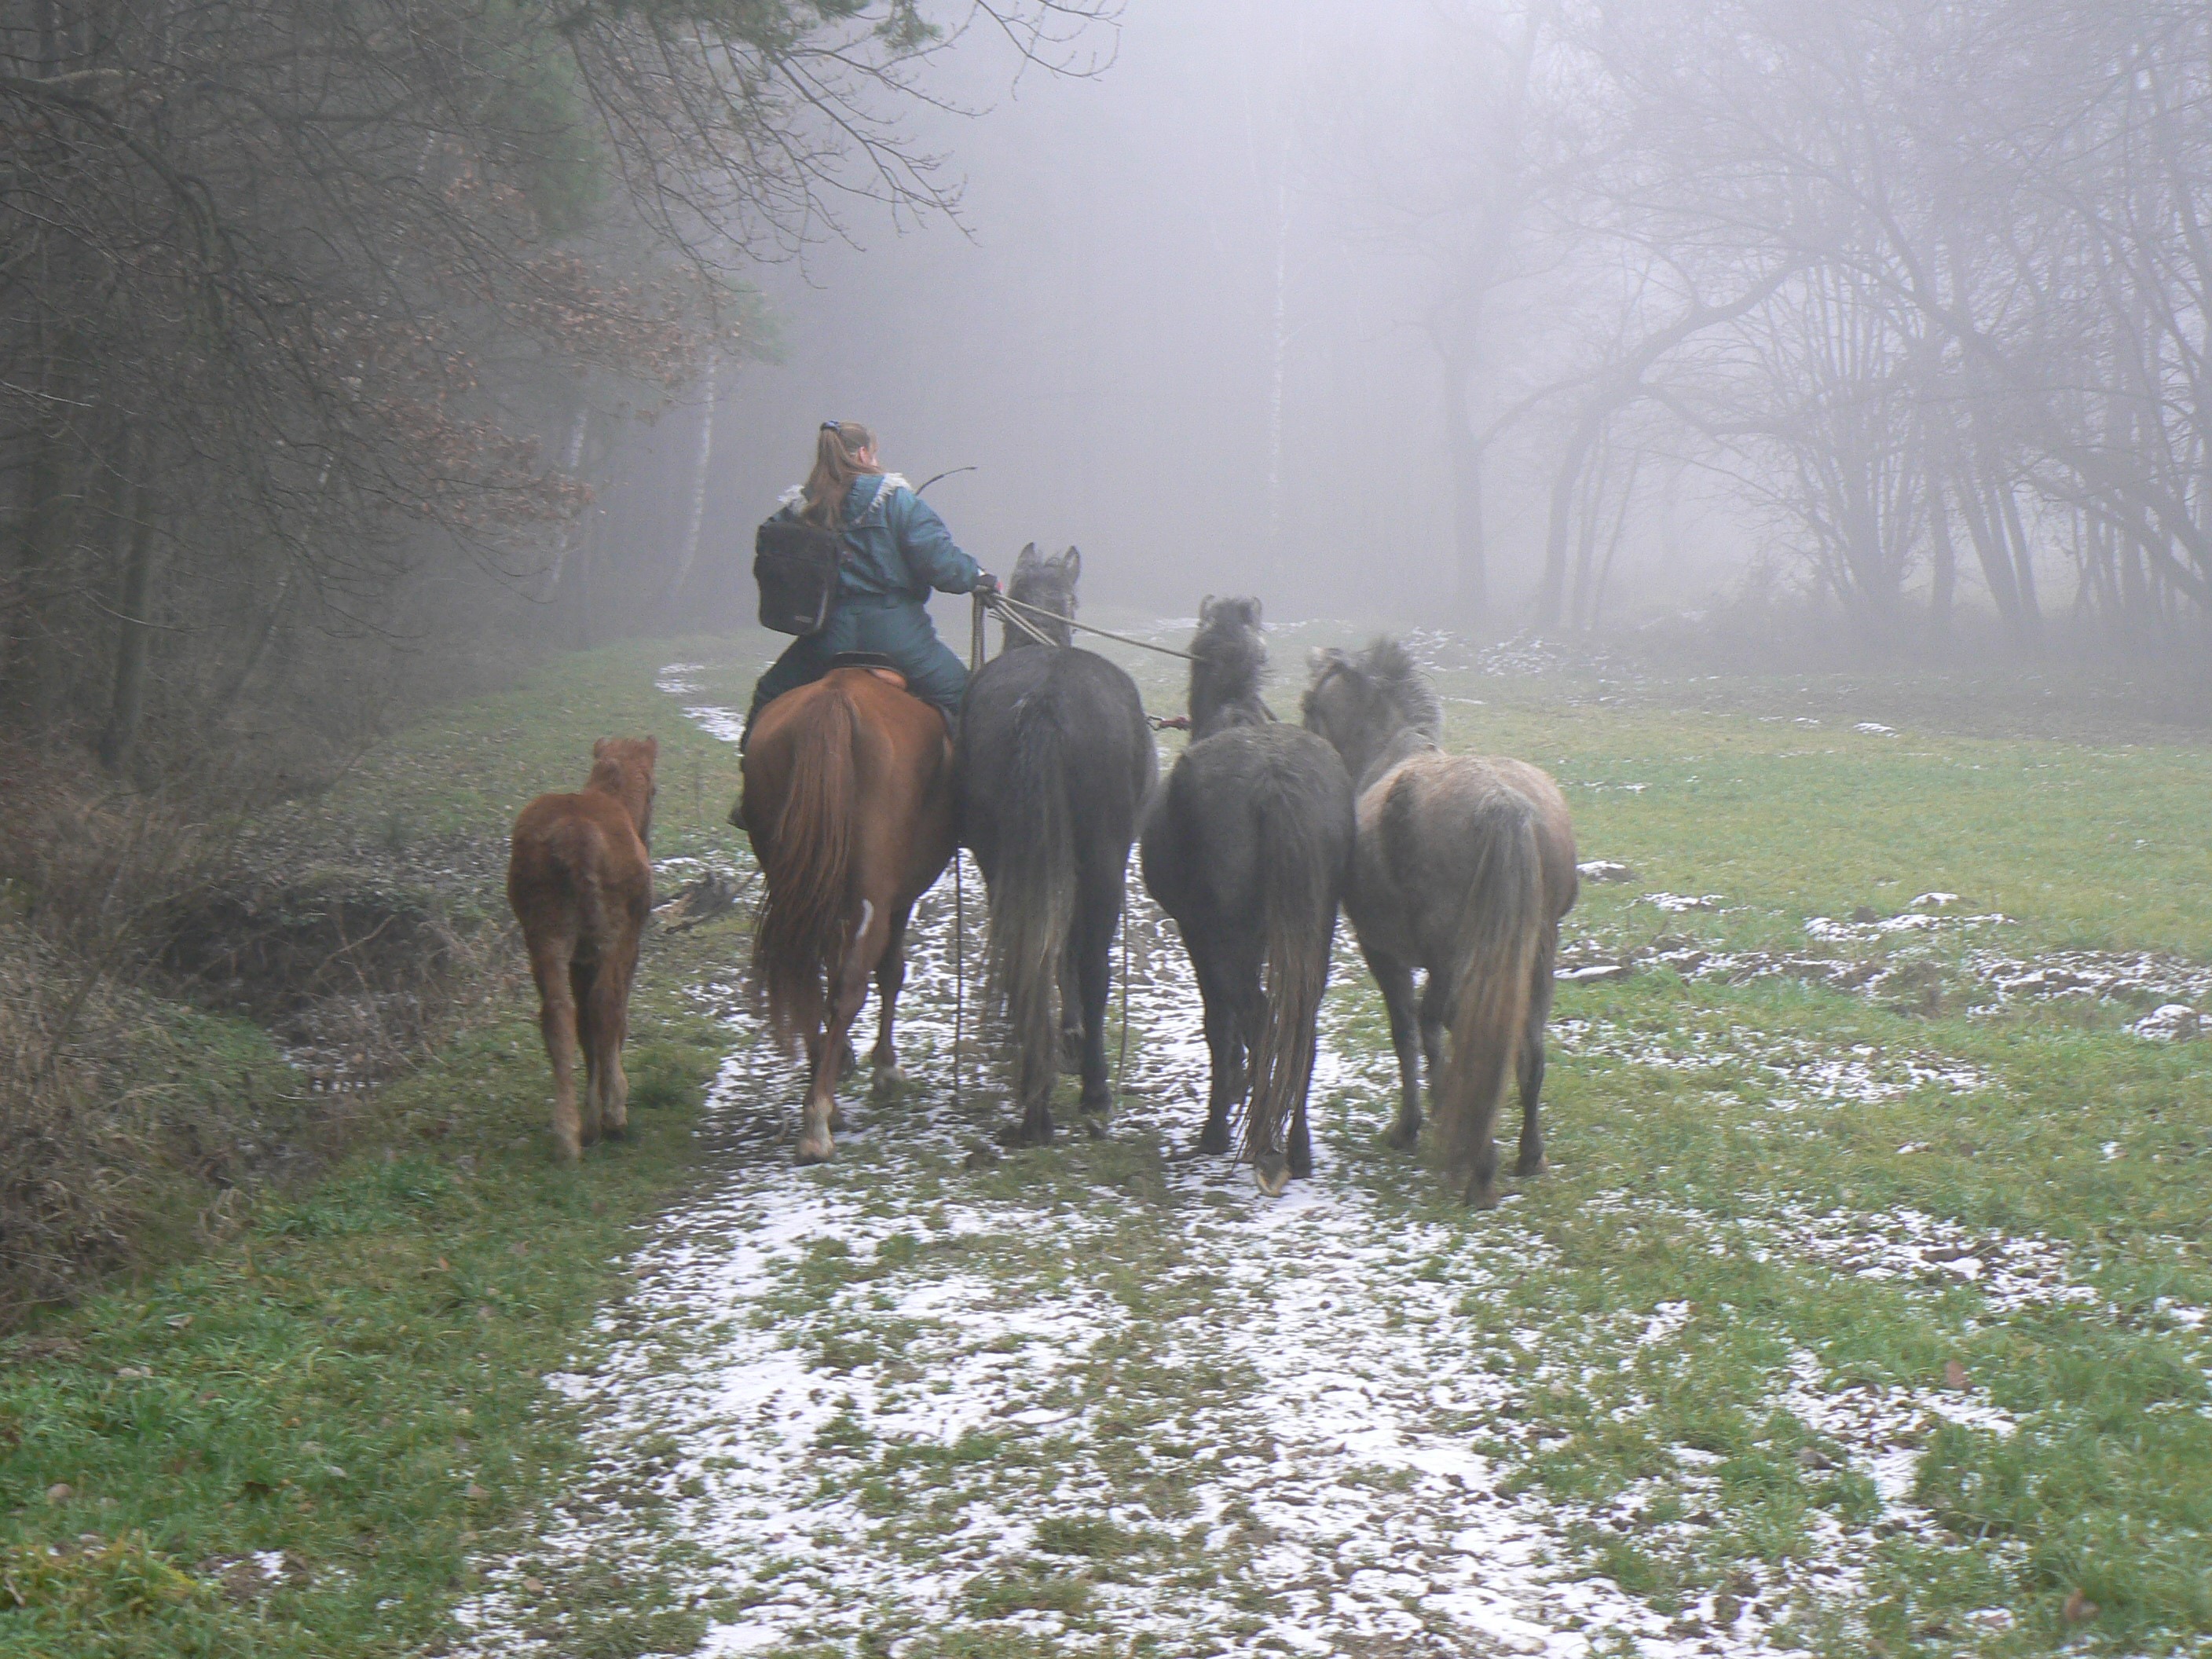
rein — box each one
[984,590,1197,661]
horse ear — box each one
[1059,545,1081,582]
[1199,594,1217,622]
[1016,541,1040,572]
[592,738,610,760]
[642,736,658,760]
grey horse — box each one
[1302,638,1577,1207]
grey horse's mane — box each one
[1356,637,1443,739]
[1307,636,1443,742]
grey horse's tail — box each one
[987,689,1076,1117]
[1437,789,1545,1206]
[1241,764,1345,1185]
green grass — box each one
[8,628,2212,1656]
[0,639,753,1657]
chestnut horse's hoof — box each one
[870,1064,908,1105]
[1002,1117,1054,1149]
[554,1136,583,1166]
[827,1104,851,1133]
[1197,1122,1231,1156]
[1384,1116,1421,1152]
[795,1133,834,1166]
[1514,1151,1546,1178]
[1460,1175,1500,1210]
[1253,1152,1292,1196]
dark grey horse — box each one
[1139,597,1353,1193]
[1302,639,1578,1207]
[957,544,1155,1144]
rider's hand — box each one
[975,571,1000,595]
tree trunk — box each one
[1537,403,1607,630]
[1926,480,1956,643]
[98,460,159,774]
[661,371,717,610]
[1440,349,1486,625]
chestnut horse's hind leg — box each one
[1364,945,1424,1151]
[532,940,584,1163]
[799,900,886,1164]
[869,906,912,1105]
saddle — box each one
[828,650,907,690]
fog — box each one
[5,0,2209,769]
[715,3,1467,621]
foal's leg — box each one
[870,906,912,1105]
[531,938,584,1163]
[591,940,637,1141]
[800,902,884,1164]
[1364,944,1424,1150]
[1514,921,1558,1177]
[569,958,602,1146]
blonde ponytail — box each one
[800,420,883,527]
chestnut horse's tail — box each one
[1437,787,1545,1202]
[751,685,859,1054]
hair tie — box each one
[820,419,840,434]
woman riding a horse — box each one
[745,420,995,741]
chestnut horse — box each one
[738,667,955,1163]
[507,737,657,1163]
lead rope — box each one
[953,590,987,1114]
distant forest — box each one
[4,0,2210,778]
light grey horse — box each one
[1302,639,1578,1207]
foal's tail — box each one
[1437,789,1545,1205]
[1242,767,1349,1180]
[751,687,857,1054]
[987,689,1076,1113]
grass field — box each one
[4,625,2210,1658]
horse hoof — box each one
[827,1104,851,1133]
[1082,1113,1111,1142]
[1461,1177,1500,1210]
[1197,1126,1230,1156]
[1058,1038,1083,1075]
[554,1135,582,1166]
[870,1064,907,1105]
[1253,1154,1292,1196]
[1514,1152,1546,1179]
[796,1134,834,1166]
[1384,1119,1421,1152]
[1001,1119,1053,1149]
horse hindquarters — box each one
[1434,794,1545,1208]
[1243,748,1354,1194]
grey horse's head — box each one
[1302,637,1442,789]
[1004,543,1079,650]
[1187,595,1272,738]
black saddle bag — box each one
[753,516,844,636]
